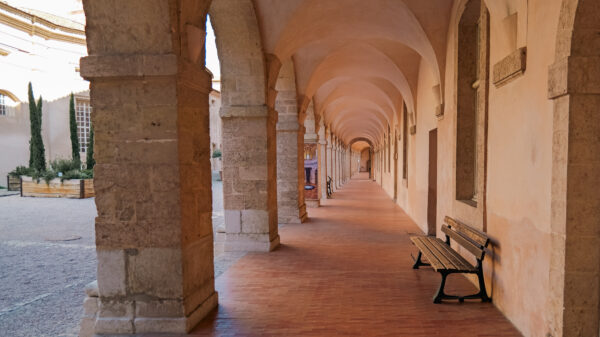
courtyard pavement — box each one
[0,173,239,337]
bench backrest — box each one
[442,216,489,261]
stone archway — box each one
[548,0,600,335]
[81,0,216,334]
[80,0,278,335]
[349,137,374,179]
[210,0,280,252]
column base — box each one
[278,204,308,224]
[278,214,303,224]
[82,286,218,336]
[305,199,320,208]
[224,233,280,252]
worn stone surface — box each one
[82,0,217,331]
[492,47,527,87]
[275,60,306,224]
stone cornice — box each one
[0,2,86,45]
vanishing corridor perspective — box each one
[191,174,521,336]
[77,0,600,336]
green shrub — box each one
[50,158,80,173]
[60,169,92,181]
[81,169,93,179]
[9,159,92,185]
[9,166,35,177]
[212,149,222,158]
[41,170,56,184]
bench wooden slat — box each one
[410,216,491,303]
[441,225,485,260]
[411,237,445,270]
[429,239,475,271]
[444,216,488,247]
[421,238,461,270]
[410,236,475,272]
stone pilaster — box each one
[275,60,306,224]
[331,136,338,192]
[276,114,307,223]
[336,139,341,189]
[221,105,280,251]
[80,53,217,335]
[326,128,333,196]
[318,123,328,201]
[304,130,319,208]
[303,101,319,208]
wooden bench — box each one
[410,216,491,303]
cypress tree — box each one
[27,83,36,168]
[86,126,95,169]
[33,96,46,171]
[69,93,80,163]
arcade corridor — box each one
[191,173,520,336]
[78,0,600,335]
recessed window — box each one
[0,94,6,116]
[455,0,489,205]
[387,125,391,172]
[75,99,92,153]
[402,103,408,180]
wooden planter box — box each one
[7,175,21,191]
[21,176,95,198]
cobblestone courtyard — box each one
[0,174,238,337]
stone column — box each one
[318,123,328,201]
[326,128,333,195]
[305,129,319,208]
[276,115,307,223]
[332,136,338,191]
[340,146,344,184]
[221,105,280,251]
[275,60,306,224]
[336,140,341,189]
[80,7,217,333]
[343,148,347,183]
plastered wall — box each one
[373,1,564,335]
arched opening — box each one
[350,140,370,180]
[349,138,374,180]
[548,0,600,335]
[79,0,278,335]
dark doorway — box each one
[427,129,438,236]
[393,128,398,201]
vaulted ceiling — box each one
[252,0,453,145]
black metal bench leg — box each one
[411,251,431,269]
[412,251,423,269]
[433,271,449,303]
[477,269,491,302]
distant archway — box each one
[349,137,374,179]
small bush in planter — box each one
[212,149,222,158]
[9,166,35,177]
[9,159,93,185]
[50,158,81,173]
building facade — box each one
[0,1,90,179]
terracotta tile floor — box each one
[191,173,521,336]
